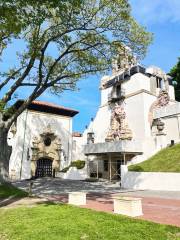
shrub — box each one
[60,160,85,172]
[71,160,85,169]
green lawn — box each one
[128,144,180,172]
[0,204,179,240]
[0,182,28,198]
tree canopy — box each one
[169,57,180,101]
[0,0,152,130]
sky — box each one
[1,1,180,133]
[44,0,180,132]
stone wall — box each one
[58,166,88,180]
[121,165,180,191]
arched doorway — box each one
[35,158,53,178]
[31,125,62,178]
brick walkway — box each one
[47,193,180,227]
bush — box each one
[60,160,85,173]
[71,160,85,169]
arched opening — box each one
[35,158,53,178]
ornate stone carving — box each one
[10,122,17,136]
[112,46,137,76]
[31,125,62,177]
[40,124,54,137]
[156,90,170,107]
[149,90,170,126]
[156,118,165,135]
[106,103,132,141]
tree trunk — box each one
[0,127,12,180]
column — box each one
[109,154,112,181]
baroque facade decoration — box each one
[106,103,132,141]
[156,90,170,107]
[149,90,170,126]
[31,125,62,177]
[100,46,137,90]
[112,46,137,76]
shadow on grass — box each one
[0,196,59,208]
[35,200,58,207]
[0,196,22,207]
[0,182,28,208]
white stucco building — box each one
[80,54,180,180]
[8,51,180,181]
[8,100,78,180]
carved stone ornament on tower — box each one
[112,46,137,76]
[156,90,170,107]
[148,90,170,126]
[105,103,132,142]
[31,125,62,177]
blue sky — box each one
[47,0,180,132]
[1,1,180,133]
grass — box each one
[0,182,28,198]
[0,204,179,240]
[128,144,180,172]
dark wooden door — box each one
[35,158,52,178]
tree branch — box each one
[1,56,36,103]
[0,66,25,91]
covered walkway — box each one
[84,140,142,181]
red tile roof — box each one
[15,100,79,117]
[72,132,82,137]
[32,100,78,113]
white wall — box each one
[169,85,175,100]
[163,116,180,143]
[125,93,146,140]
[58,166,88,180]
[121,165,180,191]
[9,110,73,180]
[101,87,112,106]
[82,104,111,144]
[72,136,85,161]
[153,103,180,144]
[123,73,151,95]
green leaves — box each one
[0,0,153,128]
[169,57,180,101]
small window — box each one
[156,77,162,89]
[44,137,51,146]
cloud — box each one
[130,0,180,25]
